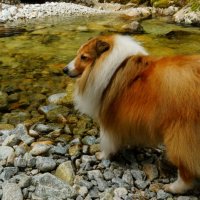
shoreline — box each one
[1,2,199,26]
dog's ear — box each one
[96,40,110,56]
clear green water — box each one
[1,15,200,96]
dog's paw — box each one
[163,182,191,194]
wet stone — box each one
[82,136,96,145]
[34,123,54,133]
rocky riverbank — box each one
[0,2,200,26]
[0,84,200,200]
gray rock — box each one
[0,167,18,181]
[23,152,36,168]
[30,143,51,156]
[13,145,27,156]
[2,182,23,200]
[50,143,68,155]
[122,170,134,185]
[82,136,96,145]
[103,169,115,180]
[2,134,20,146]
[88,170,103,180]
[32,173,77,199]
[47,93,67,104]
[131,169,146,180]
[78,179,93,190]
[156,189,171,200]
[88,186,99,198]
[14,157,27,168]
[96,177,108,192]
[0,189,2,199]
[0,146,15,164]
[114,187,128,198]
[36,156,56,172]
[112,177,125,187]
[135,180,150,190]
[13,124,34,145]
[99,188,114,200]
[121,21,144,34]
[12,173,31,188]
[34,123,54,133]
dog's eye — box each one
[80,55,88,61]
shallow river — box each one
[1,15,200,113]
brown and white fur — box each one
[63,34,200,194]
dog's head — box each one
[63,35,112,78]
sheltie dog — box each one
[63,34,200,194]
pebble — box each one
[36,157,56,172]
[14,156,27,168]
[30,143,51,156]
[55,161,75,185]
[114,187,128,197]
[2,182,23,200]
[0,146,15,165]
[33,173,76,199]
[157,189,171,200]
[135,180,150,190]
[0,167,18,181]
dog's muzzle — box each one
[63,66,69,75]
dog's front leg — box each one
[99,127,119,159]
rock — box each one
[2,183,23,200]
[89,144,100,154]
[33,173,77,199]
[135,180,150,190]
[23,152,36,168]
[2,112,31,125]
[0,91,8,111]
[0,146,15,164]
[157,189,171,199]
[121,21,144,33]
[11,173,31,188]
[96,177,108,192]
[143,163,159,181]
[14,156,27,168]
[68,144,81,157]
[174,6,200,26]
[99,188,114,200]
[103,169,115,180]
[13,124,34,145]
[151,0,179,8]
[131,169,146,180]
[0,167,18,181]
[30,143,51,156]
[2,134,20,146]
[78,186,88,197]
[88,170,103,180]
[82,136,96,145]
[34,123,54,133]
[122,169,134,185]
[36,156,56,172]
[55,161,75,185]
[177,197,199,200]
[114,187,128,198]
[47,93,67,104]
[50,143,68,155]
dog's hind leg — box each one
[163,124,198,194]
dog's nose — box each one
[63,66,69,74]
